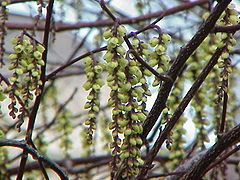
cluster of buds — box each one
[0,0,9,65]
[148,34,171,86]
[7,35,45,120]
[83,56,104,143]
[57,110,73,155]
[104,24,149,178]
[0,81,6,115]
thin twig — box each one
[17,0,55,179]
[137,46,226,179]
[181,124,240,179]
[6,0,209,32]
[0,139,69,180]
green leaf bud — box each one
[107,61,118,69]
[148,59,158,67]
[136,137,143,145]
[142,49,151,57]
[8,54,18,61]
[121,82,131,92]
[27,63,35,70]
[162,34,171,44]
[117,118,128,127]
[117,36,124,44]
[117,93,128,103]
[143,69,152,76]
[129,66,139,75]
[130,137,137,146]
[145,90,151,96]
[8,63,16,70]
[9,76,17,83]
[88,112,95,119]
[87,72,95,79]
[94,65,103,73]
[117,25,127,36]
[132,124,140,133]
[109,122,115,130]
[37,80,43,86]
[119,58,129,68]
[11,37,20,45]
[130,77,139,85]
[108,37,119,48]
[83,56,92,66]
[137,113,145,121]
[120,151,130,159]
[83,81,92,91]
[161,54,170,62]
[36,44,45,53]
[37,59,45,66]
[131,113,138,121]
[85,119,91,125]
[229,15,239,24]
[15,68,23,75]
[23,76,30,82]
[87,94,94,101]
[107,75,115,82]
[103,29,112,39]
[152,79,160,87]
[129,60,137,66]
[96,78,104,87]
[149,37,159,47]
[92,105,100,112]
[221,33,228,40]
[117,71,126,81]
[124,128,132,136]
[0,94,6,101]
[221,52,229,59]
[116,46,126,56]
[24,45,34,54]
[155,44,167,55]
[32,71,39,77]
[124,104,132,112]
[14,45,24,53]
[132,38,140,47]
[92,84,101,91]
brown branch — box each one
[141,0,231,142]
[9,0,36,4]
[204,145,240,174]
[5,0,208,32]
[181,124,240,180]
[0,139,68,179]
[124,38,172,82]
[212,24,240,33]
[17,0,55,179]
[138,45,226,179]
[6,154,169,175]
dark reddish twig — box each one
[181,124,240,179]
[6,0,209,32]
[124,38,172,82]
[141,0,231,141]
[212,24,240,33]
[0,139,69,179]
[17,0,55,179]
[219,91,228,133]
[204,145,240,174]
[100,0,117,21]
[137,46,226,179]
